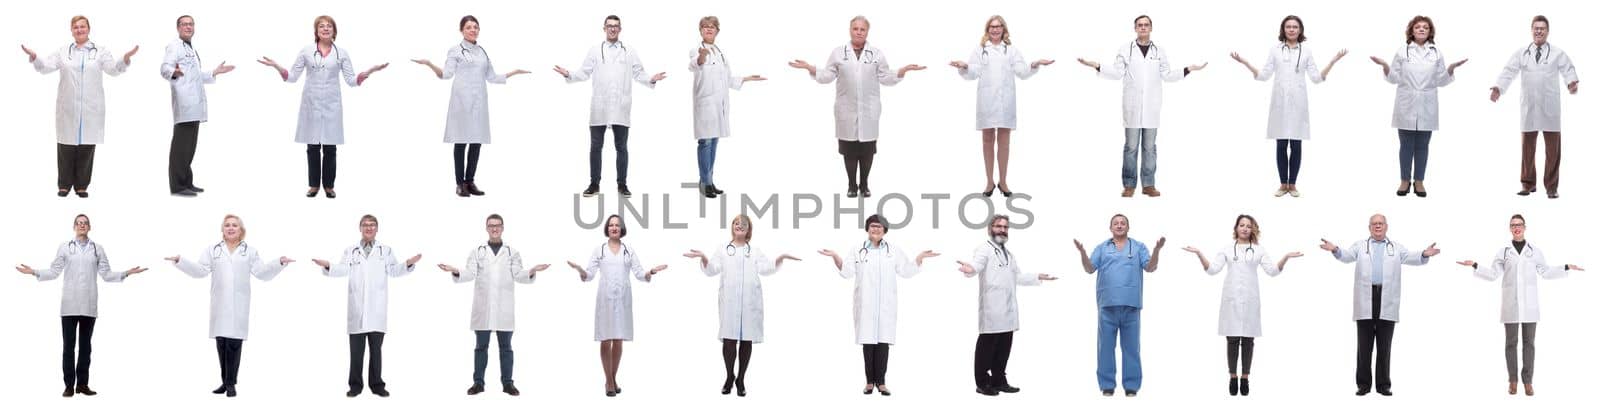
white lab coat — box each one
[969,242,1040,334]
[160,39,216,124]
[174,242,287,340]
[583,243,650,341]
[440,41,507,144]
[838,241,920,344]
[284,44,359,145]
[1254,43,1324,140]
[33,42,129,145]
[813,43,904,142]
[958,42,1039,130]
[451,243,531,332]
[1332,238,1429,322]
[566,41,656,127]
[323,241,415,334]
[1494,43,1580,132]
[701,243,780,342]
[1385,43,1455,131]
[1201,243,1282,337]
[1096,40,1186,129]
[34,239,127,317]
[689,43,746,139]
[1471,243,1569,323]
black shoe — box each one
[372,388,389,397]
[708,184,724,195]
[976,387,999,396]
[466,182,486,196]
[225,386,237,397]
[1356,388,1371,396]
[503,384,520,396]
[1415,191,1428,198]
[860,187,872,198]
[998,183,1013,197]
[212,385,228,394]
[188,186,205,193]
[1548,192,1560,199]
[995,384,1020,393]
[722,377,734,395]
[1377,389,1393,396]
[1230,377,1239,396]
[582,184,600,197]
[606,389,617,397]
[846,189,859,198]
[1240,378,1250,396]
[346,388,361,397]
[1102,389,1115,397]
[324,189,337,199]
[1397,183,1412,196]
[614,387,621,394]
[1125,390,1138,397]
[618,184,632,198]
[878,387,891,396]
[306,188,319,198]
[456,183,470,197]
[74,386,97,396]
[1517,188,1534,196]
[467,384,484,395]
[172,189,198,197]
[58,189,69,197]
[62,387,74,397]
[76,191,89,198]
[863,386,874,395]
[736,379,746,397]
[702,185,717,199]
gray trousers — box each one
[1505,322,1536,384]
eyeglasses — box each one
[988,24,1005,29]
[486,223,504,229]
[604,24,621,29]
[360,223,378,228]
[1510,223,1526,228]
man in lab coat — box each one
[1490,15,1580,199]
[161,15,234,197]
[438,214,548,396]
[957,214,1056,396]
[1319,214,1440,396]
[313,215,420,397]
[1456,214,1584,396]
[1073,214,1164,397]
[554,15,667,199]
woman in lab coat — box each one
[567,215,667,397]
[683,214,800,396]
[411,16,530,198]
[1491,16,1580,199]
[817,214,939,396]
[1230,15,1347,198]
[1455,214,1584,396]
[312,214,422,398]
[689,16,767,199]
[1370,16,1466,198]
[788,16,926,198]
[165,214,292,397]
[257,15,389,199]
[15,214,146,397]
[438,213,546,396]
[21,16,137,198]
[950,15,1053,197]
[1179,215,1303,396]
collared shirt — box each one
[1371,239,1387,285]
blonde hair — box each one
[699,16,720,31]
[70,15,90,29]
[312,15,338,43]
[1232,215,1261,244]
[222,214,247,241]
[979,15,1011,46]
[731,214,753,242]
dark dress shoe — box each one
[456,184,470,197]
[306,188,319,198]
[1548,192,1560,199]
[1240,378,1250,396]
[76,191,89,198]
[75,386,97,396]
[225,386,237,397]
[1397,183,1412,196]
[325,189,337,199]
[1102,389,1115,397]
[372,388,390,397]
[503,384,520,396]
[703,186,717,199]
[58,189,69,197]
[62,387,75,397]
[213,385,228,394]
[1125,390,1138,397]
[189,186,205,193]
[606,389,617,397]
[346,388,361,397]
[1415,191,1428,198]
[877,386,891,396]
[173,189,198,197]
[998,184,1012,197]
[722,377,734,395]
[1230,377,1239,396]
[976,387,999,396]
[1517,188,1535,196]
[614,387,621,394]
[467,384,484,395]
[708,184,724,195]
[1377,389,1393,396]
[582,184,600,197]
[846,189,859,198]
[466,182,486,196]
[1356,388,1371,396]
[996,385,1020,393]
[735,379,746,397]
[618,184,632,198]
[860,188,872,198]
[863,386,874,395]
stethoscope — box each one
[987,241,1010,268]
[701,43,728,66]
[1524,43,1550,65]
[842,45,877,64]
[1128,40,1160,60]
[311,43,340,70]
[1106,240,1135,259]
[458,41,491,64]
[351,242,389,259]
[1364,239,1397,257]
[67,41,98,61]
[1280,43,1304,73]
[66,239,99,257]
[211,241,249,257]
[857,240,890,261]
[1231,244,1256,262]
[980,42,1008,57]
[600,40,627,64]
[725,242,751,257]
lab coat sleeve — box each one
[629,248,649,282]
[248,250,287,281]
[687,47,703,73]
[875,49,902,86]
[510,249,533,284]
[1557,51,1579,84]
[701,250,723,277]
[1332,242,1359,263]
[1432,50,1455,87]
[1204,251,1227,275]
[484,53,507,84]
[1398,244,1429,266]
[630,52,656,89]
[33,50,63,74]
[160,43,181,80]
[95,245,127,282]
[582,247,602,282]
[1304,50,1325,84]
[1157,49,1183,82]
[98,51,128,76]
[727,61,745,91]
[1383,50,1404,85]
[1011,47,1039,80]
[755,249,779,276]
[440,48,460,80]
[452,249,479,283]
[1493,50,1521,92]
[1254,49,1275,82]
[1258,247,1282,277]
[325,248,353,278]
[35,244,69,281]
[385,248,414,278]
[1530,249,1570,280]
[567,49,597,83]
[895,247,920,279]
[1013,255,1042,286]
[969,246,991,277]
[1098,50,1127,80]
[838,249,858,279]
[285,51,309,83]
[174,247,215,278]
[813,50,841,84]
[338,49,359,87]
[958,47,981,81]
[1471,250,1507,281]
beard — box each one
[990,234,1008,245]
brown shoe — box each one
[1121,187,1135,197]
[1142,186,1161,197]
[1524,383,1534,396]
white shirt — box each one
[813,43,904,142]
[174,242,288,340]
[284,44,360,145]
[968,241,1040,334]
[1385,42,1456,131]
[33,41,129,145]
[160,38,216,124]
[838,241,920,344]
[1254,42,1325,140]
[451,243,532,332]
[700,243,780,342]
[958,42,1039,130]
[1471,242,1569,323]
[34,239,127,317]
[1494,43,1580,132]
[689,43,746,139]
[1332,238,1430,321]
[566,41,656,127]
[1096,40,1186,129]
[322,241,414,334]
[583,242,650,341]
[440,41,507,144]
[1201,243,1282,337]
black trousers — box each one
[1226,336,1256,375]
[61,316,96,388]
[349,332,385,392]
[215,337,244,387]
[1356,285,1396,392]
[861,343,890,385]
[169,121,200,193]
[452,143,482,184]
[56,144,96,191]
[306,144,337,188]
[588,125,629,185]
[974,331,1015,389]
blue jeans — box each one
[1397,129,1432,181]
[1122,128,1158,188]
[589,125,630,185]
[1097,306,1142,391]
[473,331,513,386]
[696,137,719,186]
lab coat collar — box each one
[1278,41,1301,50]
[606,40,624,49]
[71,237,92,247]
[215,241,248,255]
[844,42,874,60]
[1366,237,1392,247]
[460,40,479,52]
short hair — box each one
[312,15,338,43]
[604,214,628,238]
[1110,214,1130,226]
[1278,15,1307,43]
[176,15,193,27]
[1510,214,1526,224]
[74,214,90,225]
[1405,15,1435,44]
[71,16,90,29]
[1532,15,1549,28]
[223,214,247,241]
[699,16,720,31]
[850,15,870,29]
[731,214,753,242]
[864,214,889,234]
[360,214,378,226]
[460,15,479,32]
[1134,15,1152,26]
[605,15,622,24]
[989,214,1010,227]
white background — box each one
[2,0,1594,411]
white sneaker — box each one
[1289,189,1302,197]
[1274,188,1289,197]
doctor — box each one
[166,214,293,398]
[951,15,1053,198]
[161,15,234,197]
[683,214,799,396]
[312,215,421,398]
[1370,16,1466,198]
[689,16,767,199]
[411,15,530,198]
[1455,214,1584,396]
[1230,15,1347,198]
[1077,15,1204,198]
[955,214,1056,396]
[257,15,389,199]
[568,215,668,397]
[554,15,667,199]
[1318,213,1439,396]
[1491,15,1580,199]
[789,16,926,198]
[15,214,147,397]
[437,213,548,396]
[1073,214,1164,397]
[818,214,939,396]
[1179,215,1303,396]
[22,15,137,198]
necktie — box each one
[1536,46,1543,63]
